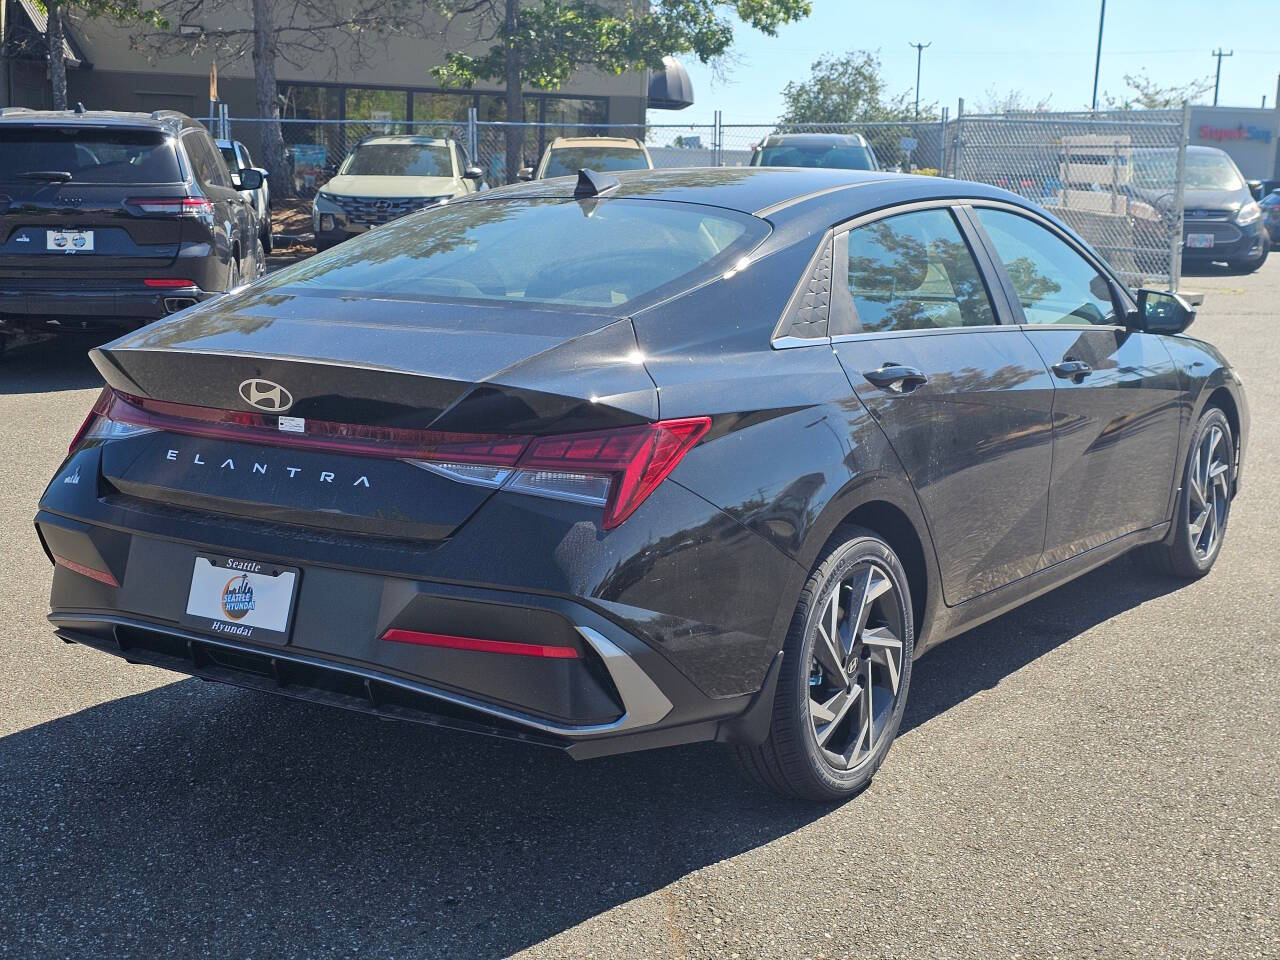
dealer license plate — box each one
[182,555,299,643]
[46,229,94,252]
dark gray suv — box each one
[0,107,265,351]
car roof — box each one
[549,137,644,149]
[0,107,193,135]
[760,133,871,147]
[356,135,452,146]
[477,166,1031,226]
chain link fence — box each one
[225,107,1189,288]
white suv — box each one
[312,136,483,249]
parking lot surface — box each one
[1,262,1277,959]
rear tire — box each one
[1143,406,1234,579]
[224,257,240,294]
[252,237,267,279]
[736,526,914,801]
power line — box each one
[909,41,931,120]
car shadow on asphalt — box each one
[0,338,107,395]
[901,552,1182,737]
[0,554,1183,958]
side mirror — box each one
[463,165,484,181]
[1247,179,1263,201]
[238,168,264,190]
[516,167,534,181]
[1136,288,1195,334]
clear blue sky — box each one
[656,0,1280,125]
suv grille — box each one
[329,194,447,226]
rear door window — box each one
[0,127,183,184]
[184,132,230,189]
[841,208,997,332]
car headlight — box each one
[1235,201,1261,226]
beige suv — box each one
[519,136,653,181]
[312,136,483,249]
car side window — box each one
[973,208,1118,325]
[184,132,229,189]
[842,208,996,332]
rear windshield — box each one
[341,143,453,177]
[543,147,649,178]
[757,143,875,170]
[261,198,768,311]
[0,127,183,184]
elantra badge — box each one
[239,378,293,412]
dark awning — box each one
[13,0,89,67]
[648,56,694,111]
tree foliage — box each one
[779,50,928,125]
[432,1,812,181]
[1102,70,1213,110]
[976,86,1052,115]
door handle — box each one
[863,363,928,394]
[1051,358,1093,382]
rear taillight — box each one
[144,278,197,288]
[127,197,213,216]
[70,389,711,529]
[511,419,711,528]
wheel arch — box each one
[799,481,944,656]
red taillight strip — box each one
[101,391,529,464]
[52,554,119,588]
[382,628,579,659]
[144,278,197,288]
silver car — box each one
[217,139,272,254]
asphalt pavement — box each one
[1,261,1276,959]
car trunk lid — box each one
[89,288,658,540]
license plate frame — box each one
[181,554,300,645]
[1186,233,1215,249]
[46,229,95,252]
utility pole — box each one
[1090,0,1107,111]
[910,42,931,120]
[1211,48,1233,106]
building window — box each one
[345,88,409,127]
[413,92,472,123]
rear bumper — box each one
[34,472,790,756]
[1,284,215,335]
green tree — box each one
[1102,71,1212,110]
[432,1,812,182]
[779,50,927,125]
[42,0,167,109]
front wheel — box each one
[736,526,914,801]
[1144,407,1234,578]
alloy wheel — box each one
[807,561,905,772]
[1188,424,1230,559]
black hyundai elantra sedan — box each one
[36,167,1248,800]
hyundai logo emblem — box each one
[1191,209,1206,218]
[374,199,391,211]
[238,378,294,412]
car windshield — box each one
[543,147,649,178]
[341,143,453,177]
[260,198,768,311]
[757,143,875,170]
[0,127,183,184]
